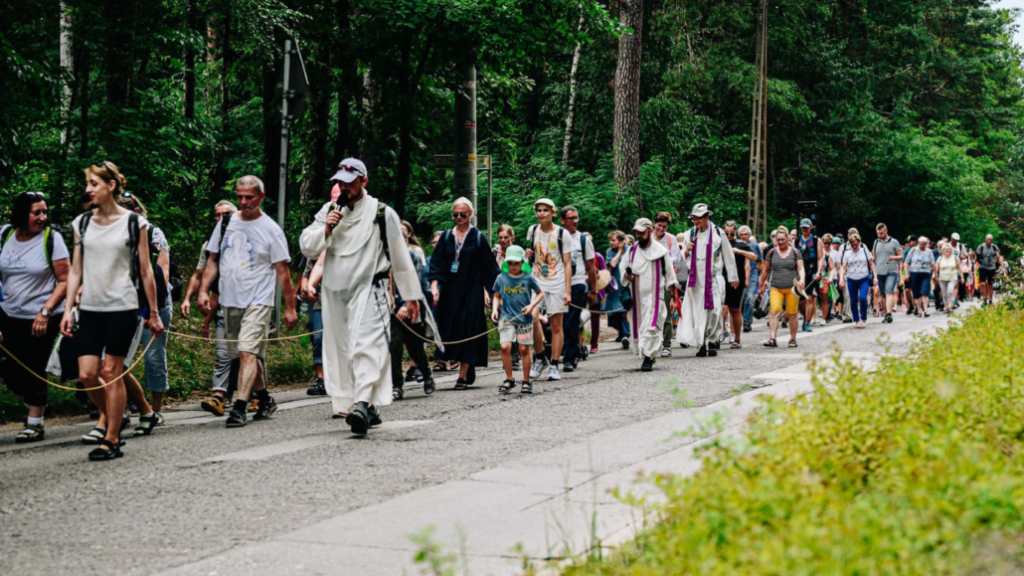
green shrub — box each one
[567,305,1024,575]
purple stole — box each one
[630,244,662,339]
[687,227,715,310]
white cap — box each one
[951,232,960,241]
[534,198,555,209]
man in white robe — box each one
[622,218,678,371]
[678,203,738,357]
[299,158,427,435]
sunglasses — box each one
[338,163,365,177]
[452,212,469,219]
[726,233,736,238]
[563,216,579,221]
[690,215,706,221]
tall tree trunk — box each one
[212,9,231,190]
[334,0,358,162]
[393,37,414,216]
[184,0,197,121]
[103,0,132,119]
[613,0,643,211]
[562,13,586,164]
[301,38,331,203]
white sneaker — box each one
[530,356,548,380]
[547,364,561,381]
[660,348,672,357]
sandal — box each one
[82,427,106,445]
[423,377,436,395]
[134,413,159,437]
[88,439,124,461]
[393,387,404,401]
[454,378,468,391]
[730,342,742,349]
[788,339,798,348]
[763,339,777,348]
[432,362,448,372]
[15,424,45,443]
[498,379,516,394]
[520,381,533,394]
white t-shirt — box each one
[196,241,209,271]
[206,212,290,309]
[72,212,149,312]
[841,247,873,281]
[569,230,596,287]
[530,226,573,284]
[0,229,70,320]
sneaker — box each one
[530,355,549,380]
[154,412,165,426]
[307,378,327,396]
[225,409,247,428]
[253,396,278,421]
[802,322,812,332]
[563,362,574,373]
[640,356,654,372]
[547,364,561,381]
[743,323,752,333]
[393,387,404,401]
[696,345,708,357]
[842,315,854,324]
[621,337,630,350]
[423,377,436,395]
[590,348,599,354]
[201,396,226,416]
[511,359,520,370]
[346,404,369,435]
[661,348,672,358]
[885,313,893,324]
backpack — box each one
[78,211,149,313]
[146,228,182,309]
[527,224,582,275]
[205,213,234,296]
[0,224,57,279]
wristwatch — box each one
[40,307,51,318]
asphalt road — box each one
[0,307,955,575]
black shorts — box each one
[0,308,60,406]
[725,284,745,309]
[75,309,140,358]
[979,268,997,284]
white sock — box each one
[27,416,43,426]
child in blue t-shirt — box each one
[491,245,544,394]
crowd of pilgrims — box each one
[0,159,1007,457]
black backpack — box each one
[78,211,150,312]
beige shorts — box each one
[498,321,534,346]
[224,305,274,360]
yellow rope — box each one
[0,337,155,392]
[164,329,322,343]
[394,311,528,346]
[566,302,628,315]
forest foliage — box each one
[2,0,1024,261]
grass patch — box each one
[565,304,1024,574]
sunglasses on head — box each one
[338,163,365,177]
[94,160,110,170]
[452,212,469,219]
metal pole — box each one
[487,165,493,239]
[455,63,477,225]
[274,39,293,337]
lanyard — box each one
[453,227,470,262]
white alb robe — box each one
[677,224,738,348]
[622,240,678,359]
[300,194,425,413]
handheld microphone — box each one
[328,202,339,232]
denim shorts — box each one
[880,272,900,295]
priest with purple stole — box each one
[622,218,678,372]
[678,203,738,357]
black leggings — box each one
[0,308,60,406]
[390,317,433,390]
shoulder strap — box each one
[219,213,232,245]
[527,225,537,245]
[127,212,142,288]
[376,201,391,264]
[0,225,13,250]
[77,211,93,242]
[43,227,54,275]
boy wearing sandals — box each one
[490,246,544,394]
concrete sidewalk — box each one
[159,352,879,576]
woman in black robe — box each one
[428,197,500,389]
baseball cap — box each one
[330,158,368,184]
[633,218,654,233]
[534,198,555,210]
[951,232,960,241]
[800,218,812,228]
[505,245,526,263]
[832,237,841,244]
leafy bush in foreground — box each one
[568,306,1024,575]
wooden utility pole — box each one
[746,0,768,239]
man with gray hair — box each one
[199,176,298,428]
[677,203,738,357]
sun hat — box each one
[595,269,612,291]
[505,245,526,263]
[690,203,712,218]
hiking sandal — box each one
[82,427,106,445]
[15,424,45,443]
[432,362,448,372]
[730,342,742,349]
[520,381,533,394]
[88,439,124,461]
[788,339,798,348]
[498,379,516,394]
[763,339,777,348]
[134,413,159,437]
